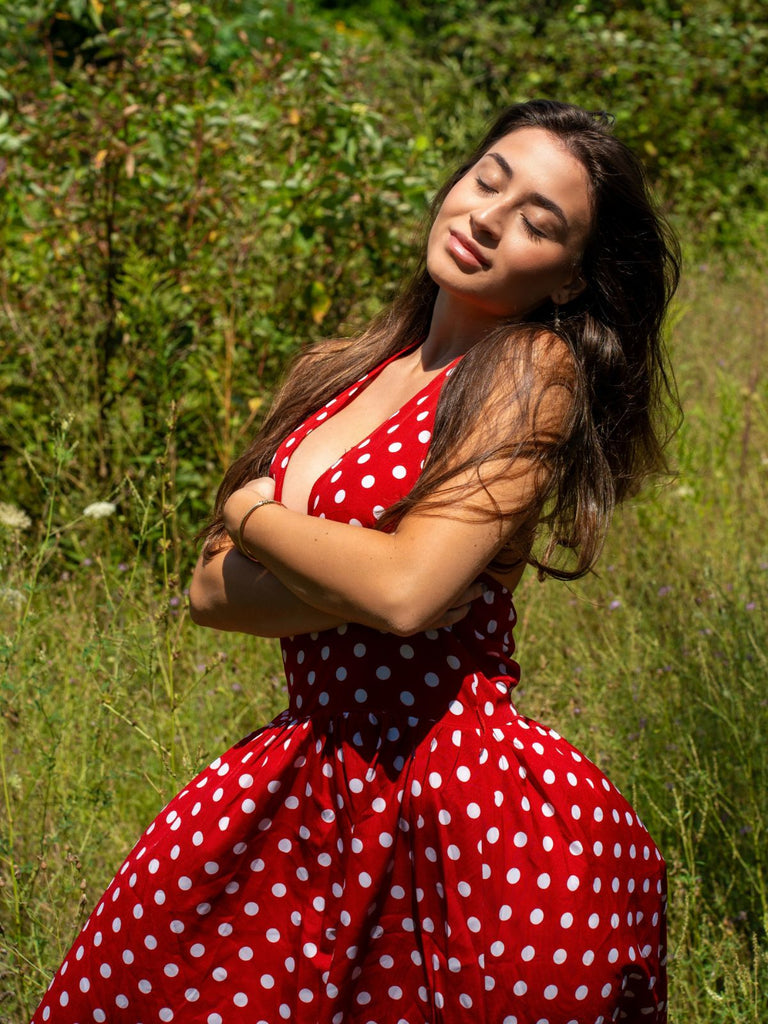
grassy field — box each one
[1,258,766,1022]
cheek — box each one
[426,209,453,269]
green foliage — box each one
[312,0,768,249]
[2,0,766,570]
[0,1,442,565]
[0,9,767,1015]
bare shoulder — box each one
[476,329,577,442]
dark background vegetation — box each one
[1,0,766,576]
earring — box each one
[554,304,561,329]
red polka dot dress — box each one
[33,347,668,1024]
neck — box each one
[420,289,503,369]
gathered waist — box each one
[284,667,517,722]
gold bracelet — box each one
[236,499,281,561]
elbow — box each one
[188,596,209,627]
[385,604,426,638]
[188,569,219,629]
[187,591,211,629]
[375,578,437,637]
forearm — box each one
[223,493,497,635]
[188,545,347,638]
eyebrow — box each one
[486,151,570,230]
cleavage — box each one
[280,360,437,514]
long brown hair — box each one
[203,100,681,579]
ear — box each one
[551,271,587,306]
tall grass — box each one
[1,260,766,1022]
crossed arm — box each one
[189,346,570,639]
[188,537,490,639]
[189,457,537,639]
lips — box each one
[447,229,490,269]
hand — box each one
[235,476,276,501]
[421,579,487,632]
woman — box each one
[34,100,680,1024]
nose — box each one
[470,199,504,240]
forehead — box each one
[478,127,593,231]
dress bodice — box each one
[269,346,520,721]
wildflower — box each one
[745,602,756,611]
[0,587,24,612]
[83,501,117,519]
[608,599,622,611]
[657,585,672,597]
[0,502,31,531]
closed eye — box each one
[522,216,547,242]
[474,175,497,195]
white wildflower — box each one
[0,587,24,612]
[83,501,117,520]
[0,502,32,531]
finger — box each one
[455,582,485,605]
[241,477,276,499]
[432,601,473,629]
